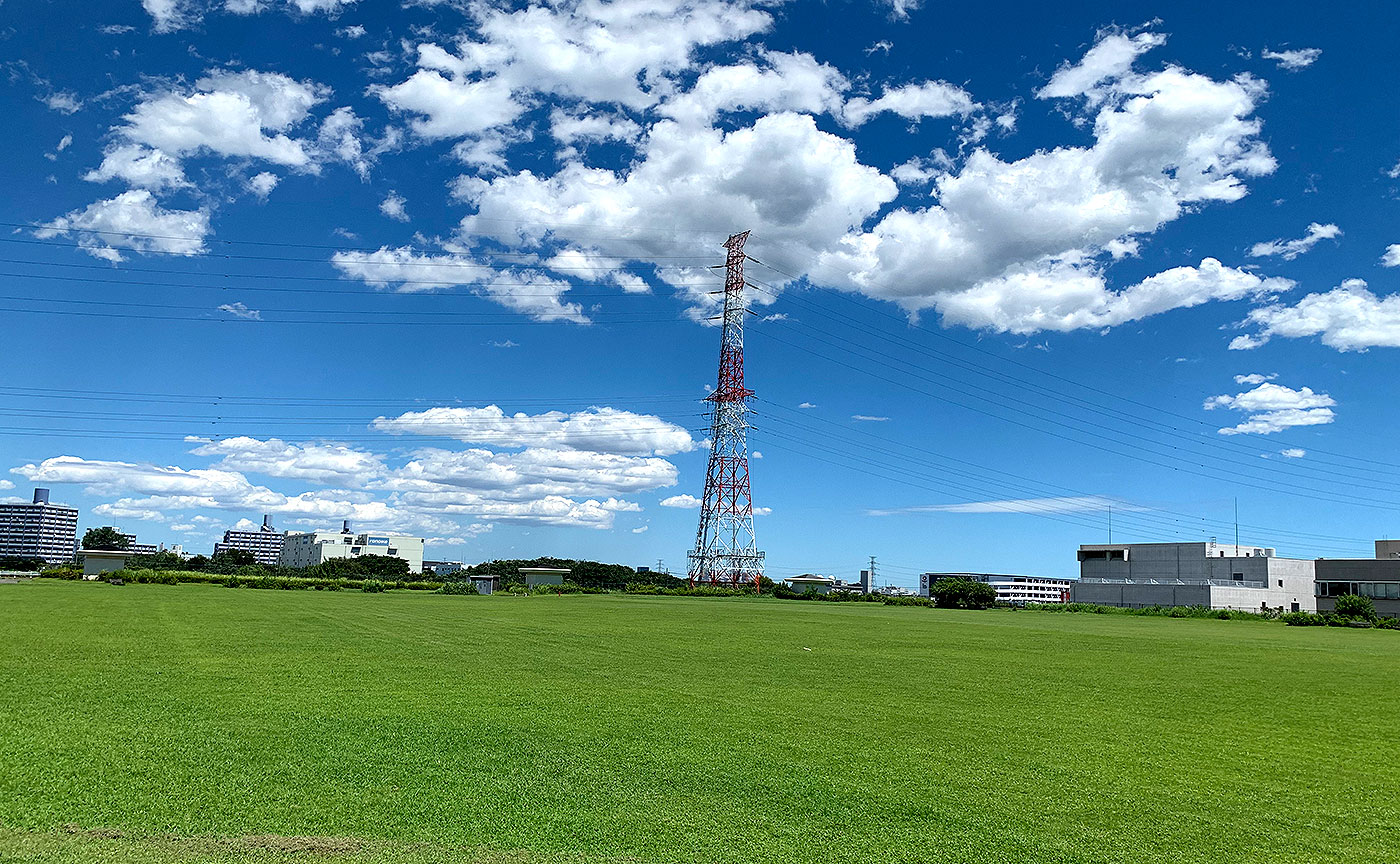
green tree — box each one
[1333,593,1377,622]
[81,526,129,550]
[931,578,998,610]
[211,549,257,568]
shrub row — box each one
[50,569,447,594]
[1281,610,1400,629]
[1021,602,1276,621]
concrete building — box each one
[1314,543,1400,618]
[79,549,135,577]
[280,521,424,572]
[785,574,837,594]
[214,515,285,565]
[1074,541,1316,612]
[520,567,570,587]
[0,488,78,565]
[424,560,464,577]
[918,572,1073,604]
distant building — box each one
[79,549,136,577]
[423,560,464,577]
[918,572,1072,605]
[0,488,78,565]
[784,574,837,594]
[1314,542,1400,618]
[281,521,424,572]
[520,567,570,587]
[1073,541,1316,612]
[214,515,285,566]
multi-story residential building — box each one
[213,515,285,566]
[918,572,1073,604]
[280,521,424,573]
[0,488,79,565]
[1074,541,1316,612]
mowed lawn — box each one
[0,582,1395,864]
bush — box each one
[1281,611,1326,627]
[438,580,479,595]
[1332,594,1377,622]
[930,578,997,610]
[39,566,82,580]
[361,579,386,593]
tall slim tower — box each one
[688,231,765,590]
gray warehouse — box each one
[1074,541,1316,613]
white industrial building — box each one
[918,573,1073,604]
[280,521,424,573]
[1073,541,1316,613]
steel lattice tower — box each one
[688,230,765,590]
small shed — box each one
[519,567,570,588]
[79,550,135,578]
[468,574,499,595]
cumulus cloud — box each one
[379,190,409,221]
[36,190,209,262]
[83,145,189,190]
[1037,31,1168,100]
[217,302,262,320]
[1381,245,1400,267]
[660,51,848,127]
[1280,448,1306,459]
[843,80,977,126]
[119,70,327,168]
[1261,48,1321,71]
[330,246,588,322]
[660,493,701,508]
[1203,381,1336,435]
[809,35,1277,330]
[1231,279,1400,352]
[372,405,695,456]
[246,171,279,200]
[1234,373,1276,385]
[188,436,385,485]
[1248,222,1341,260]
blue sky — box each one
[3,0,1399,586]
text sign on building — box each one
[366,536,390,547]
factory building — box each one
[1314,541,1400,618]
[0,488,78,565]
[280,521,424,573]
[1073,541,1316,612]
[214,515,285,566]
[918,572,1073,604]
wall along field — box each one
[0,581,1395,863]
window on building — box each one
[1277,580,1283,587]
[1232,573,1244,582]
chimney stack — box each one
[33,488,49,505]
[262,514,273,532]
[342,519,351,534]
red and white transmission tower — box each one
[688,230,765,590]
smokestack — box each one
[342,519,351,534]
[33,488,49,505]
[262,514,273,532]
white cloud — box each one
[330,246,588,323]
[337,24,366,38]
[798,402,817,409]
[188,436,386,485]
[660,51,848,127]
[806,35,1276,331]
[549,109,642,145]
[246,171,279,200]
[458,111,897,318]
[1381,245,1400,267]
[852,415,890,422]
[843,80,977,126]
[387,446,678,500]
[84,145,189,191]
[1248,222,1341,260]
[1234,373,1276,385]
[43,92,83,114]
[870,495,1122,515]
[1233,279,1400,352]
[1204,381,1336,435]
[375,67,524,141]
[632,525,648,533]
[932,257,1286,335]
[660,493,701,508]
[1261,48,1321,71]
[0,480,14,490]
[379,190,409,221]
[1280,448,1306,459]
[143,0,197,32]
[119,70,327,168]
[372,405,695,456]
[36,190,209,262]
[1037,31,1167,100]
[882,0,920,19]
[217,302,262,320]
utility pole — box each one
[869,555,877,588]
[687,231,764,592]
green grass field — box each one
[1,581,1395,864]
